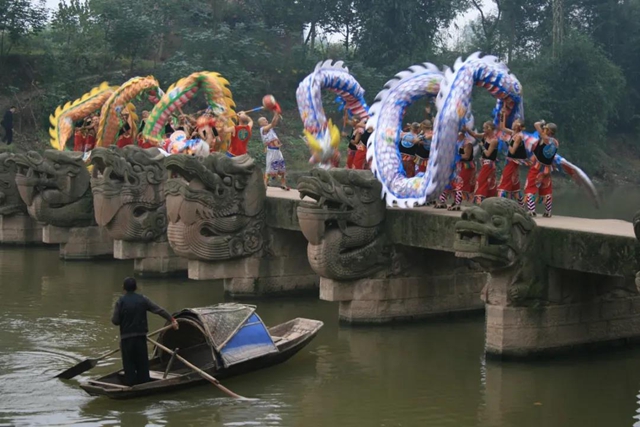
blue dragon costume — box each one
[296,60,370,168]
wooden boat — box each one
[80,303,323,399]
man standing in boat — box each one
[111,277,179,386]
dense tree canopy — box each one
[0,0,638,177]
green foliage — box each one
[354,0,466,68]
[0,0,48,56]
[0,0,639,181]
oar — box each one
[55,324,174,380]
[147,337,247,400]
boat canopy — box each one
[156,303,278,368]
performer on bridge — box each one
[415,120,433,174]
[73,120,86,152]
[524,120,559,217]
[227,111,253,157]
[259,112,289,190]
[352,121,372,170]
[116,108,135,148]
[399,123,420,178]
[344,113,360,169]
[435,131,475,211]
[497,117,527,204]
[84,114,98,152]
[465,121,498,204]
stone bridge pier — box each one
[295,168,487,323]
[164,153,317,297]
[454,197,640,358]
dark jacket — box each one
[111,292,173,340]
[1,110,12,129]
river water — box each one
[1,186,640,427]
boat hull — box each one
[79,317,322,399]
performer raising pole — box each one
[497,115,527,204]
[259,109,290,191]
[524,120,559,217]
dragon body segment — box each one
[296,60,370,165]
[95,76,164,148]
[142,72,236,147]
[367,53,525,207]
[365,63,443,207]
[49,82,117,151]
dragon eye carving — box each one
[492,216,505,227]
[344,187,354,196]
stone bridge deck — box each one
[266,187,638,279]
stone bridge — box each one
[1,152,639,360]
[265,186,639,359]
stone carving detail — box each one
[0,147,27,216]
[12,150,94,227]
[91,146,168,242]
[453,197,543,306]
[164,153,266,261]
[297,168,388,280]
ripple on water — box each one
[0,349,98,427]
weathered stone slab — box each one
[114,240,187,277]
[320,268,486,324]
[44,225,114,260]
[486,296,640,357]
[189,254,318,298]
[0,214,43,245]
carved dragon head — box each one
[0,147,27,216]
[11,150,94,227]
[91,146,168,241]
[164,153,266,261]
[297,168,385,245]
[297,168,388,280]
[454,198,537,270]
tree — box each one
[518,32,625,164]
[0,0,47,57]
[92,0,153,71]
[326,0,360,56]
[353,0,465,68]
[552,0,564,57]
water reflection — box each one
[2,234,640,425]
[478,353,640,427]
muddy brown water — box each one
[1,186,640,426]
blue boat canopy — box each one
[158,303,278,368]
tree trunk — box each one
[156,32,165,65]
[552,0,564,58]
[345,23,350,55]
[310,22,317,51]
